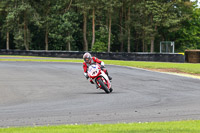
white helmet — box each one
[83,52,92,63]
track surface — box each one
[0,61,200,127]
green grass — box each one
[103,60,200,74]
[0,121,200,133]
[0,55,200,74]
[0,58,83,63]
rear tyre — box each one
[98,79,110,94]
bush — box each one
[92,41,107,52]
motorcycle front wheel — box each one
[98,79,110,94]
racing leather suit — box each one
[83,57,110,81]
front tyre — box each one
[110,88,113,92]
[98,79,110,94]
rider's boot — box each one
[104,69,112,80]
[90,79,94,84]
[108,75,112,80]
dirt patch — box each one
[147,68,200,77]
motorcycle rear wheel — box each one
[98,79,110,94]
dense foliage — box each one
[0,0,199,52]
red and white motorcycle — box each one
[87,63,113,93]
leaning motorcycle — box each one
[87,63,113,93]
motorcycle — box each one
[87,63,113,93]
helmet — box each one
[83,52,92,63]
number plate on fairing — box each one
[88,65,99,77]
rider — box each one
[83,52,112,84]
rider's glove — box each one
[101,61,105,67]
[84,72,89,79]
[100,61,105,69]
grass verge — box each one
[103,60,200,74]
[0,55,200,74]
[0,120,200,133]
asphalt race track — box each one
[0,61,200,127]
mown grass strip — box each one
[0,120,200,133]
[102,60,200,74]
[0,55,200,74]
[0,55,48,58]
[0,58,83,63]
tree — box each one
[75,0,90,51]
[0,0,10,50]
[49,11,78,50]
[101,0,121,52]
[133,2,152,52]
[0,0,196,52]
[3,0,40,50]
[119,2,124,52]
[175,8,200,51]
[88,1,98,50]
[35,0,52,51]
[92,26,109,52]
[131,0,193,52]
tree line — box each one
[0,0,199,52]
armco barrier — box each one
[0,50,185,63]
